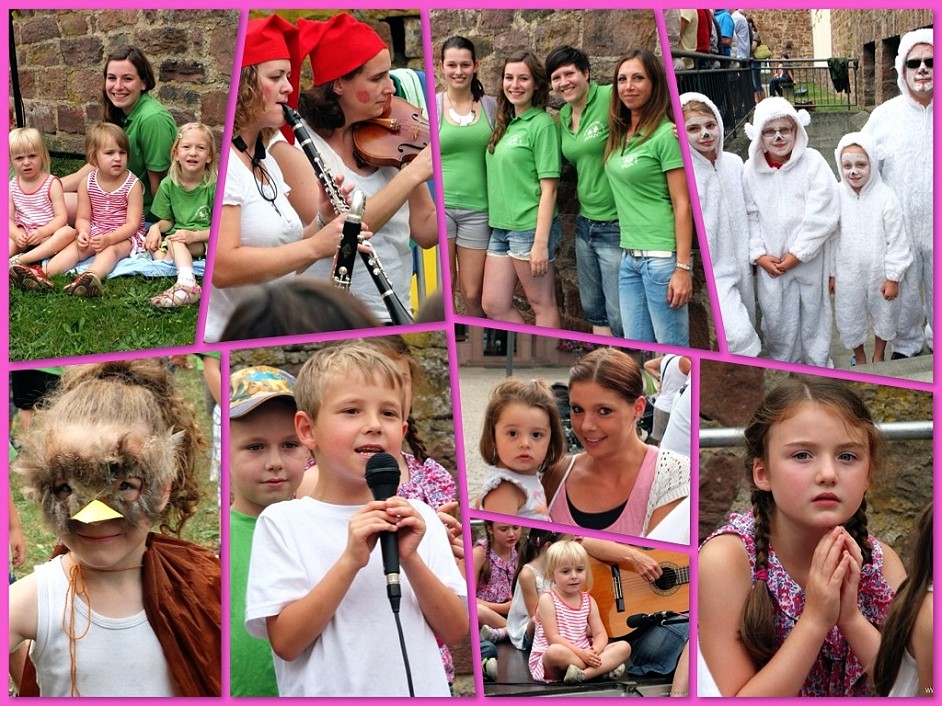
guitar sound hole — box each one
[652,564,679,595]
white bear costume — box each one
[743,97,839,366]
[680,92,761,356]
[830,131,913,350]
[862,28,933,355]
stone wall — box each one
[698,361,933,567]
[830,10,933,107]
[12,9,238,155]
[429,10,715,348]
[748,10,814,61]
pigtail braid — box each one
[842,496,873,566]
[740,489,778,668]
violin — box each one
[353,96,430,169]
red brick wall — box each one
[13,10,238,155]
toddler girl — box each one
[15,123,146,297]
[506,529,563,650]
[8,127,72,281]
[829,131,912,365]
[475,520,520,643]
[146,122,217,308]
[698,377,905,696]
[679,93,760,356]
[874,502,932,696]
[528,540,630,683]
[478,378,565,519]
[8,359,220,696]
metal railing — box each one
[700,421,932,448]
[673,53,859,139]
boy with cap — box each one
[229,366,309,696]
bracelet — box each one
[315,213,326,229]
[675,262,692,271]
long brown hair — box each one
[568,347,644,406]
[873,502,933,695]
[102,46,157,125]
[604,49,672,160]
[739,377,884,667]
[487,51,549,153]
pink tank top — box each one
[11,173,58,233]
[87,169,146,253]
[547,445,658,535]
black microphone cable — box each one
[365,453,415,696]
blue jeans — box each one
[619,252,689,346]
[575,216,623,336]
[625,622,689,676]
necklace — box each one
[446,94,476,126]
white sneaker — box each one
[564,664,585,684]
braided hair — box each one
[739,377,884,667]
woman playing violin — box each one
[278,13,438,324]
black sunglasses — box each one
[905,57,933,69]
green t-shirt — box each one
[485,107,560,230]
[604,118,685,250]
[559,82,618,221]
[119,93,177,219]
[440,116,491,212]
[230,510,279,697]
[150,176,216,234]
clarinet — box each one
[281,104,414,325]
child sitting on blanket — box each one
[11,123,146,298]
[145,122,217,308]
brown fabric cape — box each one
[18,532,220,697]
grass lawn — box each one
[10,276,200,360]
[9,157,201,361]
[10,361,219,577]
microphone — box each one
[365,452,402,612]
[626,610,679,629]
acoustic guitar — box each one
[587,549,690,638]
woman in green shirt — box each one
[482,52,562,328]
[604,49,693,346]
[61,46,177,221]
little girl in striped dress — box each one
[8,127,71,272]
[528,540,630,683]
[13,123,146,297]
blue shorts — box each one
[487,217,562,262]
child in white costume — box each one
[680,92,761,356]
[829,131,912,364]
[862,28,933,356]
[743,97,838,367]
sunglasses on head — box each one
[905,57,933,69]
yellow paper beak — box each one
[71,499,124,524]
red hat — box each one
[242,14,298,68]
[298,14,387,86]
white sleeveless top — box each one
[30,555,174,696]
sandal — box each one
[10,263,54,291]
[64,271,102,297]
[150,282,201,309]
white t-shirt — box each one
[296,126,413,323]
[204,144,303,342]
[506,562,551,649]
[30,556,174,696]
[245,496,467,696]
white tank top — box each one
[30,555,174,696]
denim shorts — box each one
[488,216,562,262]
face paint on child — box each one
[684,114,718,159]
[356,90,371,104]
[760,117,796,161]
[840,145,871,193]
